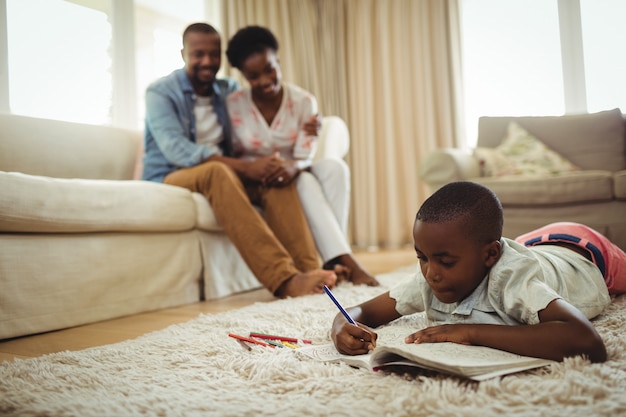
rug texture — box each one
[2,266,626,417]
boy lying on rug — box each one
[331,181,626,363]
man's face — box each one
[181,31,222,94]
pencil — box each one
[249,332,313,344]
[228,333,274,348]
[323,285,357,325]
[263,339,285,348]
[236,339,252,351]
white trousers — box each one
[297,158,352,263]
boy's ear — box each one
[484,240,502,267]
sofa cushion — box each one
[477,109,626,172]
[475,170,614,205]
[614,171,626,200]
[474,122,579,177]
[418,148,482,186]
[192,192,223,232]
[0,171,196,233]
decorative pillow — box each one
[474,121,580,177]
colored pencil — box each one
[264,339,285,348]
[228,333,274,348]
[323,285,357,325]
[249,332,313,344]
[236,339,252,351]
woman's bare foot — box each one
[325,254,379,286]
[275,269,337,298]
[350,267,379,286]
[333,264,351,282]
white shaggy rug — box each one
[2,265,626,417]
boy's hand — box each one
[331,321,378,355]
[405,324,473,345]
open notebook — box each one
[297,325,555,381]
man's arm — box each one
[405,298,607,363]
[145,89,215,167]
[208,153,282,184]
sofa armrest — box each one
[0,112,141,180]
[313,116,350,161]
[418,148,481,189]
[614,170,626,200]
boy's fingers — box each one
[334,323,377,354]
[405,332,421,344]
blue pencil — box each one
[323,285,357,325]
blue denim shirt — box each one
[142,68,239,182]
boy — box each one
[331,181,626,363]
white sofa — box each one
[0,112,350,340]
[418,108,626,251]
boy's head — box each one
[413,181,503,303]
[416,181,503,243]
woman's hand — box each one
[302,114,322,136]
[243,153,284,183]
[245,153,298,187]
[265,161,299,187]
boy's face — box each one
[413,218,499,304]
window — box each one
[580,0,626,113]
[134,0,206,129]
[460,0,626,147]
[3,0,218,129]
[6,0,112,125]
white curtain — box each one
[222,0,463,250]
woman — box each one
[225,25,378,286]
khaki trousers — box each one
[164,161,319,294]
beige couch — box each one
[418,108,626,251]
[0,112,350,340]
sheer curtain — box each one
[222,0,462,250]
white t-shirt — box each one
[390,238,610,325]
[226,82,318,160]
[194,96,223,156]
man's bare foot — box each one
[325,254,379,286]
[275,269,337,298]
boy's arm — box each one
[331,291,402,355]
[405,298,607,363]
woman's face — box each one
[239,48,282,100]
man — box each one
[142,23,336,297]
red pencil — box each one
[249,332,313,344]
[228,333,274,348]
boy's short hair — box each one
[416,181,503,244]
[182,23,219,46]
[226,25,279,70]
